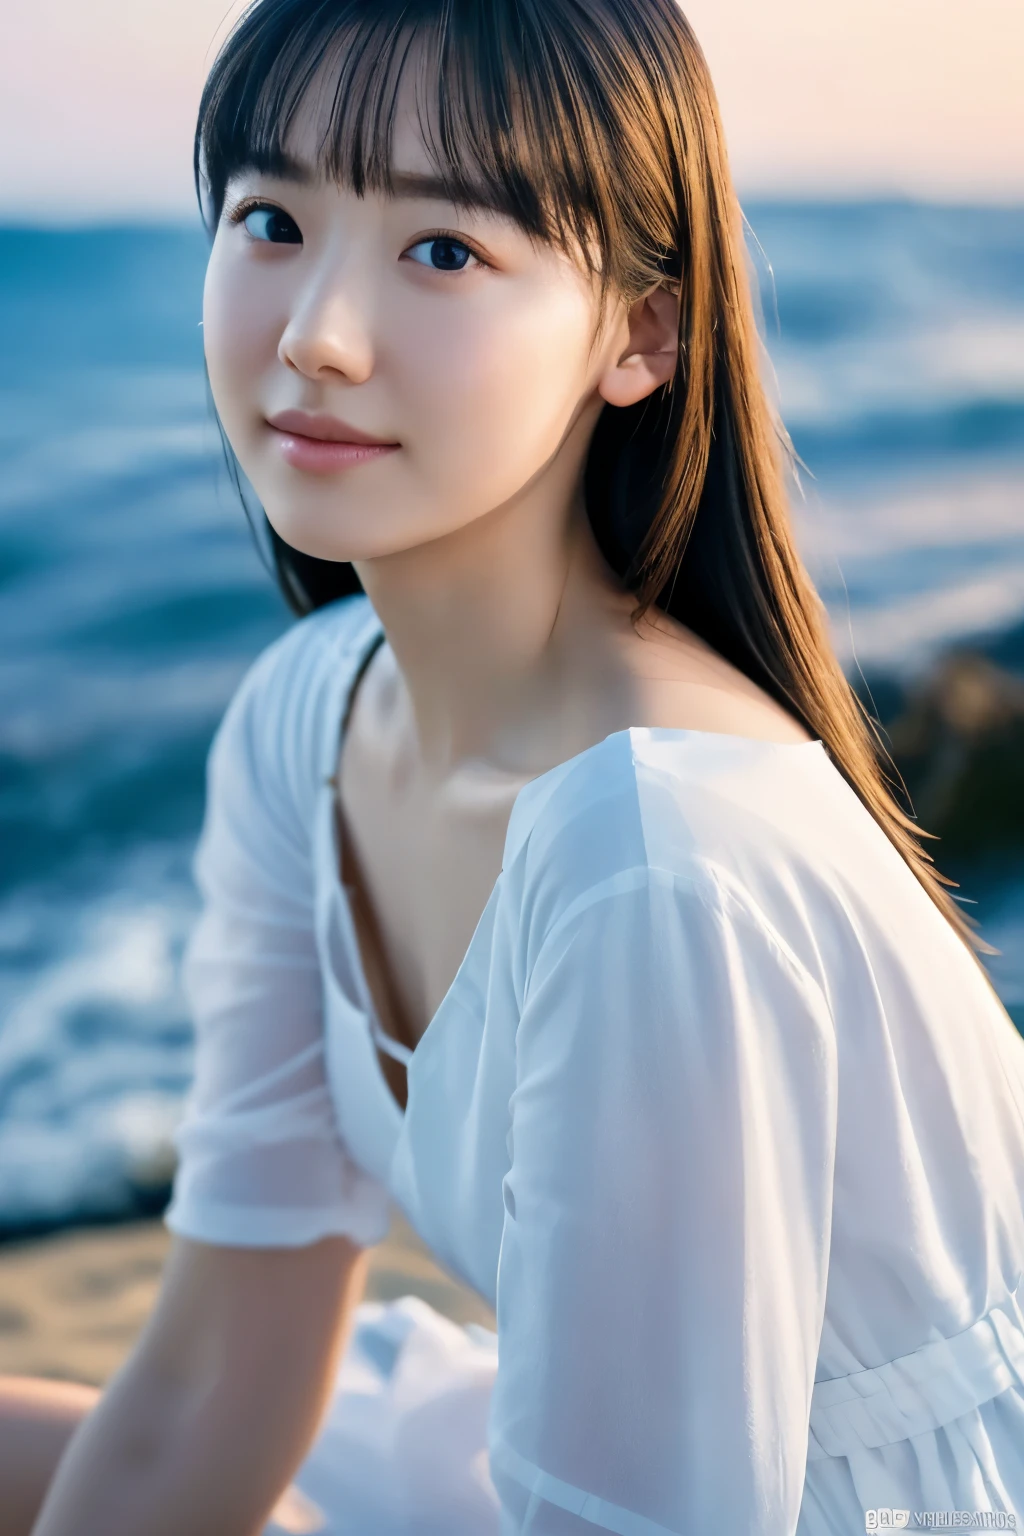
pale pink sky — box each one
[2,0,1021,219]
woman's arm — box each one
[24,1229,368,1536]
[489,866,838,1533]
[14,612,390,1534]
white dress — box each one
[163,592,1024,1536]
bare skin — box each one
[3,1237,369,1536]
[6,48,811,1536]
[336,563,813,1087]
[0,1378,100,1536]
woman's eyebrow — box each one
[387,169,493,211]
[229,152,502,216]
[231,150,316,185]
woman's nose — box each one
[278,268,375,384]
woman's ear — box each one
[597,283,680,409]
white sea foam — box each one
[0,867,196,1225]
[793,469,1024,674]
[830,569,1024,673]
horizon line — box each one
[1,190,1023,234]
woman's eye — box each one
[405,235,479,273]
[241,206,302,245]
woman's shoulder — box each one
[233,592,378,714]
[210,592,380,812]
[506,724,852,965]
[511,724,829,868]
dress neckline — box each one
[328,615,501,1113]
[326,601,826,1116]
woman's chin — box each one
[261,507,416,565]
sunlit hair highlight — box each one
[196,0,994,962]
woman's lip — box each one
[266,410,397,445]
[267,424,400,474]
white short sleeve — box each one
[164,620,392,1249]
[489,864,838,1535]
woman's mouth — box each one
[265,411,401,475]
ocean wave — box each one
[1,205,1022,1231]
[0,868,196,1231]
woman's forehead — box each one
[273,55,491,210]
[283,102,435,185]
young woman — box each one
[7,1,1024,1532]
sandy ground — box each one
[0,1208,495,1387]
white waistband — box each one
[807,1276,1024,1461]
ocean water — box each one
[1,203,1022,1234]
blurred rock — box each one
[857,640,1024,858]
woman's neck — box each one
[352,488,642,780]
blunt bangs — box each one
[195,0,685,307]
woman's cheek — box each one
[202,245,275,449]
[202,247,245,432]
[412,296,593,496]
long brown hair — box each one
[196,0,991,959]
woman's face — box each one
[203,68,630,564]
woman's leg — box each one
[0,1375,99,1536]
